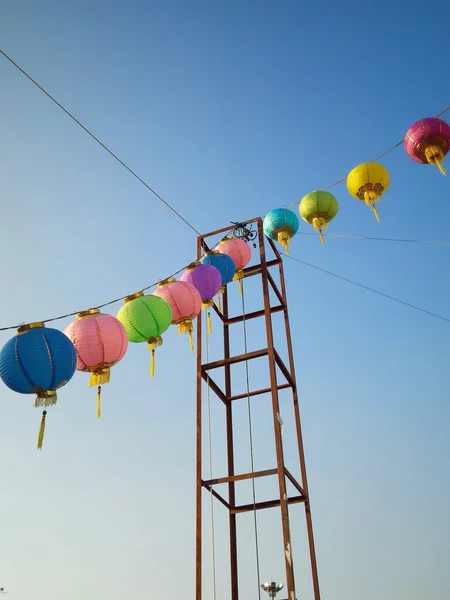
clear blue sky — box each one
[1,1,449,599]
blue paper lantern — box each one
[263,208,299,254]
[200,251,236,311]
[0,322,77,449]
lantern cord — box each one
[284,104,450,206]
[204,310,218,600]
[0,50,201,236]
[282,253,450,323]
[297,231,450,245]
[240,281,262,600]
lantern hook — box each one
[230,221,257,246]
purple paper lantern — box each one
[180,263,222,334]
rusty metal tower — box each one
[196,218,321,600]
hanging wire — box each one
[285,105,450,207]
[282,253,450,323]
[0,49,201,236]
[204,310,218,600]
[240,280,262,600]
[297,231,450,245]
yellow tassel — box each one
[238,279,243,294]
[277,231,291,254]
[233,269,244,294]
[425,145,447,175]
[178,320,194,351]
[207,311,212,335]
[96,386,101,418]
[217,294,222,312]
[37,410,47,450]
[89,368,110,386]
[312,217,327,245]
[364,191,381,221]
[372,204,380,222]
[150,349,155,377]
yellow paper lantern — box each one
[347,162,390,222]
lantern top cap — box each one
[124,291,144,303]
[185,261,201,271]
[158,277,176,287]
[17,322,45,334]
[76,308,101,319]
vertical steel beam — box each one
[257,220,296,599]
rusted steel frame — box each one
[195,236,203,600]
[266,271,285,307]
[222,285,239,600]
[201,481,231,510]
[203,348,268,371]
[231,495,306,515]
[273,349,296,389]
[203,468,278,487]
[229,383,291,402]
[258,218,296,598]
[225,305,284,325]
[242,258,280,278]
[200,371,229,406]
[277,257,321,600]
[284,467,306,497]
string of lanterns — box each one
[0,115,448,449]
[265,116,450,247]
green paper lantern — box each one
[116,292,172,377]
[299,190,339,245]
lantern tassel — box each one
[150,349,155,378]
[425,145,447,175]
[312,217,327,245]
[364,191,381,222]
[277,231,291,254]
[233,270,244,294]
[217,294,222,312]
[89,368,110,386]
[207,311,213,335]
[37,410,47,450]
[178,320,194,351]
[96,386,101,419]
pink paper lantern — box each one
[404,117,450,175]
[64,309,128,418]
[217,238,252,293]
[153,278,202,351]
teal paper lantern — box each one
[263,208,299,254]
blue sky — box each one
[0,1,449,599]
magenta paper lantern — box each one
[404,117,450,175]
[217,237,252,293]
[180,263,222,334]
[153,278,202,351]
[64,309,128,418]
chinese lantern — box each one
[64,309,128,418]
[153,278,202,351]
[200,251,236,311]
[299,190,338,245]
[180,262,222,335]
[263,208,299,254]
[116,292,172,377]
[0,322,77,449]
[405,117,450,175]
[347,162,390,222]
[217,237,251,293]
